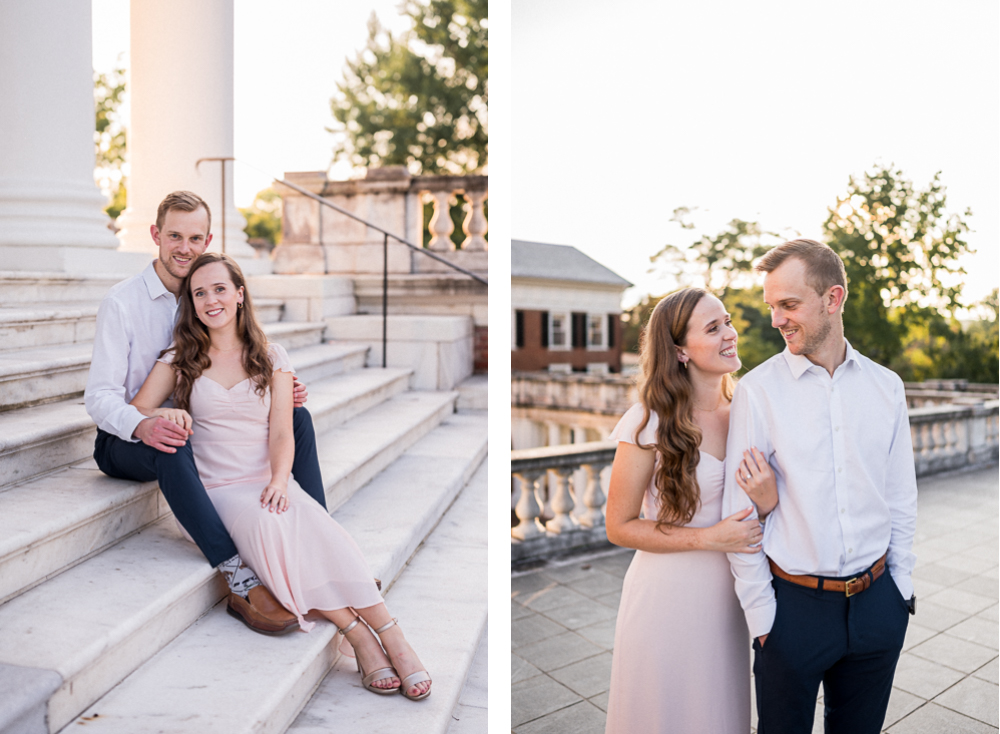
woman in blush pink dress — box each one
[131,253,431,701]
[604,288,778,733]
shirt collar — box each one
[141,260,174,302]
[781,338,859,380]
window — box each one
[549,312,569,350]
[607,314,616,348]
[514,310,525,349]
[588,314,605,349]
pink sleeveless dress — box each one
[604,403,751,734]
[160,343,383,632]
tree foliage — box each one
[239,188,283,248]
[627,165,989,381]
[330,0,487,175]
[823,163,972,366]
[94,62,128,219]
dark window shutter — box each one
[572,312,586,349]
[541,311,549,348]
[515,310,525,348]
[607,314,615,348]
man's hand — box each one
[758,634,769,647]
[133,416,189,453]
[292,376,308,408]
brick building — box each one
[512,240,632,373]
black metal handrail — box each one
[203,158,487,369]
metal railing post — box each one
[382,232,388,368]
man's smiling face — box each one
[762,256,834,356]
[152,207,211,283]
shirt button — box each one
[848,547,853,553]
[835,426,840,432]
[837,467,842,473]
[841,508,845,514]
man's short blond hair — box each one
[155,191,212,234]
[756,238,847,299]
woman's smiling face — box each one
[678,294,740,375]
[190,261,243,330]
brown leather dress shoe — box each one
[226,586,299,636]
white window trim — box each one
[587,313,607,351]
[548,311,570,351]
[511,309,518,350]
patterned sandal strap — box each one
[373,617,398,635]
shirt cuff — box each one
[746,601,776,639]
[891,572,914,600]
[119,407,148,443]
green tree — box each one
[239,188,283,248]
[823,163,972,367]
[94,62,128,219]
[896,289,999,383]
[330,0,487,176]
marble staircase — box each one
[0,271,488,734]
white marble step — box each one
[0,304,98,351]
[0,321,335,411]
[60,412,486,734]
[0,343,92,411]
[317,390,458,511]
[0,368,415,603]
[0,272,126,306]
[254,298,284,324]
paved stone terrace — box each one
[511,466,998,733]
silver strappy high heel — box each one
[337,616,400,695]
[373,618,432,701]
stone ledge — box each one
[0,663,62,734]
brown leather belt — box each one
[769,553,886,598]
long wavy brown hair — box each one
[635,287,735,528]
[164,253,273,411]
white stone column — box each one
[118,0,258,264]
[0,0,125,273]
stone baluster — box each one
[427,190,456,251]
[512,470,544,540]
[545,466,578,534]
[577,462,609,529]
[460,190,488,251]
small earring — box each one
[237,302,243,309]
[682,361,688,370]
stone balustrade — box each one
[511,441,616,563]
[512,401,1000,564]
[910,400,1000,476]
[274,167,487,276]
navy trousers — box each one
[753,565,909,734]
[94,406,327,567]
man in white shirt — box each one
[85,191,328,635]
[723,239,917,734]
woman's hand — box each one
[703,506,762,553]
[152,408,193,435]
[260,482,289,514]
[736,447,778,518]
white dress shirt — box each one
[84,261,178,442]
[723,340,918,638]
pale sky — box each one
[92,0,411,208]
[512,0,999,309]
